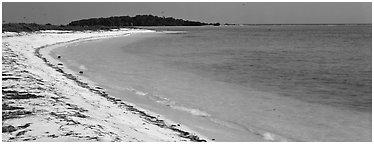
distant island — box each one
[68,15,220,27]
[3,15,220,32]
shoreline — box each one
[45,26,371,142]
[46,33,274,142]
[3,27,371,142]
[2,29,209,142]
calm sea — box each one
[51,25,371,141]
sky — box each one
[2,2,372,25]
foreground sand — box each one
[2,29,208,142]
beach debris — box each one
[17,123,31,129]
[2,72,14,76]
[2,110,33,120]
[3,90,44,99]
[57,63,63,66]
[57,55,61,59]
[2,76,22,80]
[79,71,84,74]
[2,103,24,110]
[2,125,17,133]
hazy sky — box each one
[2,2,372,25]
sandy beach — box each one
[2,29,209,142]
[3,3,371,142]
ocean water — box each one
[51,25,371,141]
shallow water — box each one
[138,25,372,112]
[51,25,371,141]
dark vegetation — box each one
[3,15,220,32]
[68,15,219,26]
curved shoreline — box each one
[34,33,208,142]
[45,27,371,142]
[3,28,371,142]
[2,30,208,142]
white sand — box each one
[2,29,209,142]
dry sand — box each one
[2,29,209,142]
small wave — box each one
[125,87,210,117]
[210,118,290,141]
[124,87,287,141]
[135,91,148,96]
[150,94,171,105]
[150,93,210,117]
[125,87,148,96]
[210,118,245,130]
[161,31,188,34]
[170,105,210,117]
[261,132,289,142]
[79,65,87,70]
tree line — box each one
[3,15,220,32]
[68,15,220,26]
